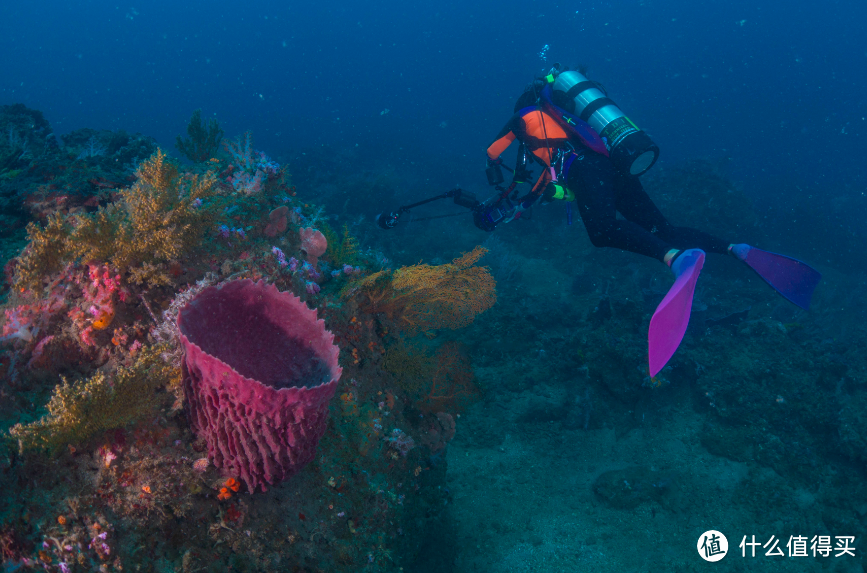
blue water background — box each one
[1,0,865,215]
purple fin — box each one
[648,250,705,377]
[739,246,821,310]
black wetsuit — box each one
[564,150,730,262]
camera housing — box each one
[376,212,400,229]
[473,196,515,232]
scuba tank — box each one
[553,71,659,176]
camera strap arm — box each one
[394,188,478,214]
[379,188,480,228]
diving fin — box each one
[648,249,705,378]
[729,244,821,311]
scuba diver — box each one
[377,66,821,376]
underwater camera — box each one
[472,194,516,232]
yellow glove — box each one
[543,183,574,202]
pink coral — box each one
[1,306,40,343]
[1,296,65,344]
[83,264,123,312]
[230,169,264,195]
[68,263,125,346]
[178,279,342,492]
[26,335,55,368]
[299,227,327,265]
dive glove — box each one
[542,182,574,203]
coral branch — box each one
[175,109,223,163]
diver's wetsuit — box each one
[490,88,731,263]
[565,151,730,262]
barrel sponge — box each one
[178,279,341,492]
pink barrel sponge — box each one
[177,279,342,492]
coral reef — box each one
[0,105,158,260]
[0,104,55,180]
[60,127,156,173]
[9,120,861,573]
[0,120,475,572]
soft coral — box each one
[68,263,126,346]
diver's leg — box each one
[613,173,730,256]
[568,153,671,261]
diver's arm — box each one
[486,116,521,162]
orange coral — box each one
[91,307,115,330]
[352,246,496,334]
[218,477,241,500]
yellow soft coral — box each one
[8,344,181,455]
[13,150,224,291]
[325,224,360,267]
[13,213,71,293]
[73,150,220,276]
[349,246,497,334]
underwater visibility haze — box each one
[0,0,866,571]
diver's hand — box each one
[541,182,567,203]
